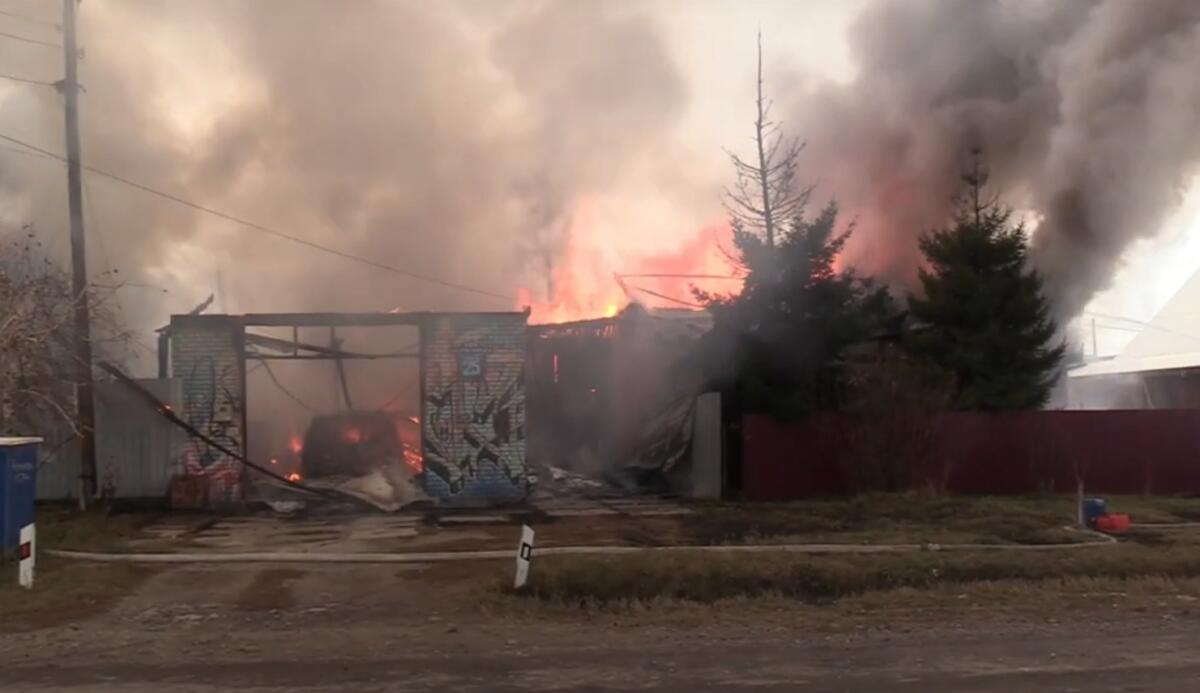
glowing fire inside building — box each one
[154,221,733,513]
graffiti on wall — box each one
[180,355,244,501]
[422,320,528,499]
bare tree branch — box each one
[722,33,810,251]
[0,228,129,438]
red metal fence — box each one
[742,410,1200,500]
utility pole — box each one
[63,0,96,503]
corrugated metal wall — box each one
[36,378,182,500]
[33,431,81,501]
[689,393,723,500]
[95,378,182,498]
[421,313,529,504]
[170,316,246,502]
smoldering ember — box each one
[3,1,1200,691]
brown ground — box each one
[4,560,1200,691]
[8,496,1200,690]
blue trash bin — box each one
[1,437,41,555]
[1082,497,1107,528]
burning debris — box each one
[527,304,713,495]
[301,412,403,478]
[257,410,427,513]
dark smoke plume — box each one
[2,0,1198,350]
[788,0,1200,316]
[0,0,693,369]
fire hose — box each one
[49,527,1116,564]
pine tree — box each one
[693,33,895,418]
[697,203,896,417]
[906,153,1064,410]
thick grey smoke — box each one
[3,0,1198,352]
[0,0,709,465]
[788,0,1200,316]
[0,0,694,372]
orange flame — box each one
[288,435,303,454]
[518,213,737,324]
[286,472,301,482]
[403,449,424,473]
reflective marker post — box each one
[514,525,534,590]
[18,523,34,589]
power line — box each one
[618,273,743,280]
[0,28,60,48]
[625,284,706,309]
[0,71,55,86]
[0,143,56,160]
[255,359,322,414]
[0,8,60,30]
[0,131,516,303]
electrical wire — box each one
[0,8,60,29]
[617,273,743,280]
[0,131,516,303]
[375,384,415,412]
[0,28,59,48]
[624,284,706,309]
[0,143,56,160]
[0,71,55,86]
[253,358,323,414]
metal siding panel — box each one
[690,393,723,500]
[95,378,182,498]
[34,435,79,500]
[421,313,528,505]
[171,318,246,502]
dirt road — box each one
[4,563,1200,691]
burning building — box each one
[526,303,713,488]
[116,299,720,511]
[162,310,530,509]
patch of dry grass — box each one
[0,556,150,631]
[685,494,1200,546]
[510,538,1200,609]
[0,506,158,630]
[34,505,158,552]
